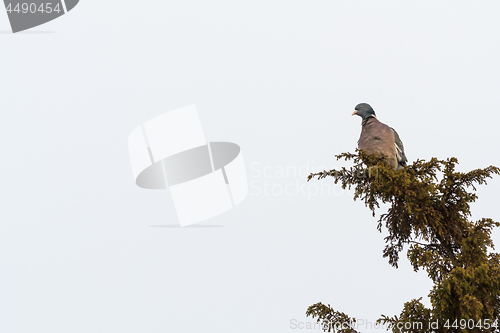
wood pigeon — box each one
[352,103,407,170]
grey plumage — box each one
[352,103,407,170]
[391,127,407,169]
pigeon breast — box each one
[358,116,399,170]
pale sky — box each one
[1,1,500,332]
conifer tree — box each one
[306,151,500,333]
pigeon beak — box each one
[351,110,357,116]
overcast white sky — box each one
[1,1,500,332]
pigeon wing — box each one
[391,127,407,167]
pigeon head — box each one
[352,103,376,120]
